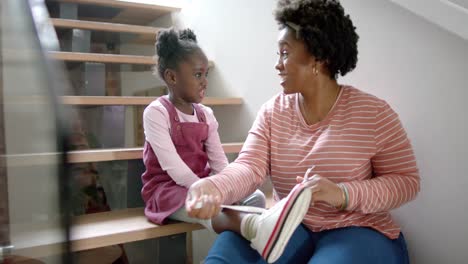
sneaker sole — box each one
[262,183,311,263]
[221,205,266,214]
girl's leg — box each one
[308,227,409,264]
[168,207,214,231]
[205,224,315,264]
[238,189,266,208]
[168,206,246,234]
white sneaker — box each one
[250,183,312,263]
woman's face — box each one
[275,27,316,94]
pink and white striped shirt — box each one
[209,86,420,239]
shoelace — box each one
[302,166,316,183]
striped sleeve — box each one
[343,101,420,214]
[207,103,271,204]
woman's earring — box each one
[313,67,319,75]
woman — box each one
[187,0,420,263]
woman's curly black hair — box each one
[155,28,202,80]
[274,0,359,79]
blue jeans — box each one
[205,225,409,264]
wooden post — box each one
[186,232,194,264]
[0,0,11,251]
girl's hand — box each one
[186,178,222,219]
[296,174,345,208]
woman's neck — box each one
[299,78,341,125]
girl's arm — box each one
[143,104,200,188]
[203,106,229,174]
[207,103,272,205]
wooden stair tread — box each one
[51,18,162,35]
[49,51,154,64]
[49,0,182,25]
[13,208,203,258]
[5,143,243,165]
[68,143,244,163]
[5,95,235,106]
[49,51,215,67]
[61,96,242,106]
[50,0,182,13]
[50,0,181,12]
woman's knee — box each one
[205,231,262,264]
[309,227,408,264]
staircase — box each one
[14,0,244,262]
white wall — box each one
[340,1,468,263]
[172,0,468,263]
[389,0,468,41]
[174,0,280,143]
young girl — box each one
[141,28,266,228]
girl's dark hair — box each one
[274,0,359,79]
[155,28,201,79]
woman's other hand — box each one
[186,178,222,219]
[296,174,345,209]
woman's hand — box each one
[186,178,223,219]
[296,174,345,208]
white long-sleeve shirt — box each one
[143,99,228,188]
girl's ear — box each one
[164,69,177,85]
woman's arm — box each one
[143,105,200,188]
[207,103,272,205]
[341,102,420,214]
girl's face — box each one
[275,27,316,94]
[173,51,209,104]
